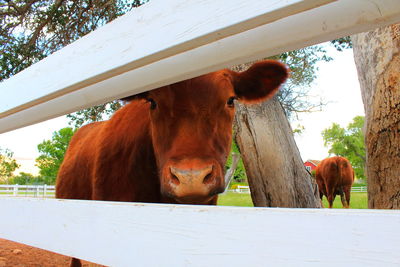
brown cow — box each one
[315,156,355,208]
[56,60,288,266]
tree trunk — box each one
[352,24,400,209]
[234,98,321,208]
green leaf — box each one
[321,116,366,180]
[35,127,76,184]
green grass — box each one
[218,192,368,209]
[0,192,55,196]
[218,192,253,207]
[321,192,368,209]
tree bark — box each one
[352,24,400,209]
[234,98,321,208]
[223,153,240,192]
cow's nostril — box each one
[170,173,180,185]
[169,165,214,187]
[203,172,214,185]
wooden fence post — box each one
[13,184,18,196]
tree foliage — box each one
[66,100,123,128]
[330,37,352,51]
[0,147,20,183]
[36,127,76,184]
[272,46,332,119]
[322,116,366,180]
[8,172,46,185]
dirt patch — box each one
[0,238,104,267]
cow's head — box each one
[136,60,288,204]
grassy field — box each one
[0,192,55,197]
[218,192,254,207]
[218,192,368,209]
[321,192,368,209]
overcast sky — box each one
[0,44,365,171]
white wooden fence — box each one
[229,185,251,193]
[229,186,368,194]
[351,186,368,193]
[1,0,400,266]
[0,184,366,196]
[0,184,55,197]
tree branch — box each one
[27,0,65,47]
[224,153,240,192]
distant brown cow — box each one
[315,156,355,208]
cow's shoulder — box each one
[66,121,104,153]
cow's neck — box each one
[92,101,161,202]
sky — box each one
[292,46,365,160]
[0,44,365,173]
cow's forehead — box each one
[151,70,234,102]
[187,72,233,96]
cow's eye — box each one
[227,96,237,108]
[147,98,157,110]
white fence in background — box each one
[0,0,400,266]
[351,186,368,193]
[229,186,368,194]
[229,185,251,193]
[0,184,367,196]
[0,184,55,197]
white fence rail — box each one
[228,185,251,193]
[0,184,55,197]
[229,186,368,194]
[0,0,335,133]
[0,185,366,196]
[1,0,400,133]
[351,186,368,193]
[1,198,399,267]
[0,0,400,266]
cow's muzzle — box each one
[162,162,224,204]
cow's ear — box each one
[233,60,288,103]
[120,91,149,102]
